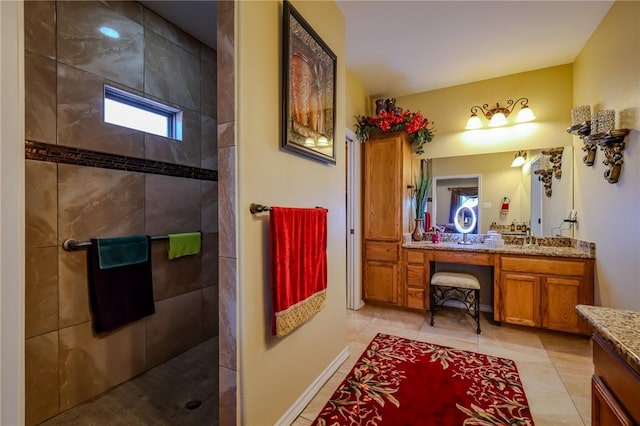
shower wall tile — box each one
[25,248,58,339]
[201,180,218,233]
[203,285,219,339]
[57,64,145,157]
[57,1,144,90]
[24,0,55,59]
[145,30,201,111]
[25,160,57,248]
[25,52,56,144]
[103,0,143,25]
[218,146,236,258]
[217,7,234,124]
[58,249,91,329]
[201,115,218,170]
[217,121,234,148]
[151,240,202,301]
[25,331,59,426]
[58,164,145,244]
[143,9,200,56]
[59,320,146,411]
[144,106,201,168]
[219,366,237,426]
[201,57,217,117]
[201,232,219,288]
[219,256,236,371]
[145,174,201,236]
[145,290,204,369]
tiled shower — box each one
[24,1,219,424]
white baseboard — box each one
[275,346,349,426]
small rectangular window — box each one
[104,85,182,140]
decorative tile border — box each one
[25,140,217,181]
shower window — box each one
[104,85,183,140]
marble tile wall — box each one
[24,1,219,424]
[217,1,237,424]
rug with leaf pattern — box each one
[313,333,534,425]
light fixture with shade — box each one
[511,151,527,167]
[465,98,536,129]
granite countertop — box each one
[403,241,595,259]
[576,305,640,375]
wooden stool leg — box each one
[475,289,481,334]
[430,285,435,326]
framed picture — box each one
[282,1,337,164]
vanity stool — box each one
[430,271,481,334]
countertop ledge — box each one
[576,305,640,375]
[403,241,595,259]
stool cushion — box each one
[431,272,480,290]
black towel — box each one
[87,236,155,333]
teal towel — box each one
[97,235,149,270]
[168,232,202,260]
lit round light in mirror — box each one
[454,205,477,234]
[304,137,315,147]
[317,136,329,146]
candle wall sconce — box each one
[595,129,630,184]
[534,168,554,197]
[543,147,564,179]
[567,121,596,165]
[567,106,631,183]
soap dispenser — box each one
[510,221,516,232]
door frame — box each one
[0,1,26,424]
[345,129,363,310]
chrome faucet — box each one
[525,229,536,246]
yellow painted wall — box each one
[345,69,371,130]
[236,1,347,423]
[396,65,574,159]
[572,1,640,309]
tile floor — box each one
[40,337,218,426]
[292,304,593,426]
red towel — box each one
[270,207,327,337]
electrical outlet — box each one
[482,202,492,209]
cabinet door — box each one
[363,136,403,241]
[542,276,583,333]
[592,375,634,426]
[500,272,540,327]
[363,261,399,305]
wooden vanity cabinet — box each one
[591,333,640,425]
[362,131,413,306]
[498,255,594,334]
[404,249,430,310]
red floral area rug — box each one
[313,333,534,426]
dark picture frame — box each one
[282,1,337,164]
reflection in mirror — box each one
[454,205,477,244]
[429,148,573,236]
[432,175,480,234]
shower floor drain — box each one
[185,400,202,410]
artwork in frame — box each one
[282,1,337,164]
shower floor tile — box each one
[40,337,218,426]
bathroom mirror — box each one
[428,147,573,236]
[431,175,479,234]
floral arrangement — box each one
[355,109,435,154]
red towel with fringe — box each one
[270,207,327,337]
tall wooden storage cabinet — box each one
[362,131,413,306]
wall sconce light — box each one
[510,151,527,167]
[465,98,536,129]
